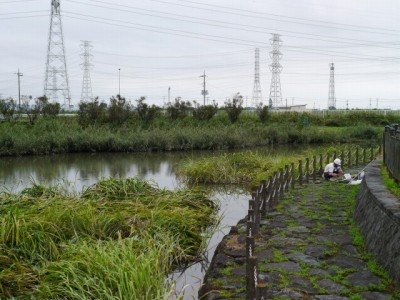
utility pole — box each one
[118,68,121,96]
[200,71,208,106]
[15,68,23,109]
[168,86,171,103]
[328,63,336,110]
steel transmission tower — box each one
[269,34,283,108]
[328,63,336,110]
[44,0,71,106]
[252,48,262,107]
[80,41,93,102]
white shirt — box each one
[324,162,342,174]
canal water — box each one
[0,151,249,299]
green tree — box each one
[78,97,107,126]
[192,101,218,121]
[224,93,243,123]
[166,97,192,120]
[21,96,41,125]
[108,95,132,125]
[0,97,17,121]
[256,103,270,124]
[38,96,61,117]
[136,96,160,123]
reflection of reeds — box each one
[0,177,218,299]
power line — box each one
[141,0,400,36]
[61,12,400,62]
[67,0,400,51]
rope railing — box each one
[245,145,380,300]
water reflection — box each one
[0,152,200,192]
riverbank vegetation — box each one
[381,166,400,199]
[0,109,386,157]
[0,177,218,299]
[177,145,381,187]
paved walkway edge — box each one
[355,159,400,287]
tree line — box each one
[0,93,270,126]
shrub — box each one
[78,97,107,126]
[42,102,61,117]
[0,97,17,121]
[166,97,192,120]
[135,96,160,123]
[108,95,131,125]
[256,103,269,123]
[224,93,243,123]
[192,101,218,121]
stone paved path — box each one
[199,175,400,299]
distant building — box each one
[271,105,307,112]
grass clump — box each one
[0,177,218,299]
[381,166,400,199]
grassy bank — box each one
[0,115,382,156]
[177,145,381,187]
[0,177,218,299]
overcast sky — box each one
[1,0,399,109]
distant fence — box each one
[245,145,380,300]
[383,124,400,183]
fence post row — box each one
[246,145,381,299]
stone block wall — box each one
[355,160,400,286]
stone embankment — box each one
[355,160,400,285]
[199,166,400,299]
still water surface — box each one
[0,151,250,299]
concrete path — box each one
[199,174,400,299]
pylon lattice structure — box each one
[269,34,283,109]
[252,48,263,107]
[44,0,71,106]
[328,63,336,110]
[81,41,93,102]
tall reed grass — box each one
[0,117,382,156]
[177,145,371,187]
[0,177,218,299]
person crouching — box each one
[323,158,344,180]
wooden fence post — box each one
[256,283,268,300]
[312,156,317,182]
[268,176,273,210]
[290,162,295,189]
[363,147,366,165]
[319,154,323,175]
[305,158,310,183]
[340,150,345,168]
[260,180,267,216]
[246,256,257,300]
[273,172,278,206]
[298,160,303,186]
[348,149,352,167]
[279,168,284,199]
[326,153,330,165]
[285,165,289,192]
[355,146,359,166]
[253,190,260,235]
